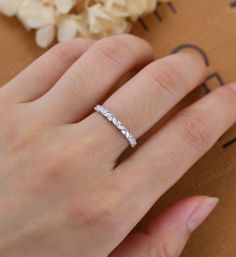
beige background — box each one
[0,0,236,256]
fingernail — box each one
[229,83,236,92]
[188,197,219,232]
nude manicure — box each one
[188,197,219,232]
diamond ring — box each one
[94,105,137,148]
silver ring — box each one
[94,105,137,148]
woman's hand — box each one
[0,34,235,257]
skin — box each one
[0,34,235,257]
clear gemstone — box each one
[118,125,125,130]
[102,109,108,115]
[121,129,127,135]
[128,135,133,140]
[95,105,137,148]
[116,121,121,127]
[107,114,113,121]
[125,131,130,138]
[112,117,118,125]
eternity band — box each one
[94,105,137,148]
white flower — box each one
[87,3,113,34]
[54,0,76,14]
[18,0,56,29]
[0,0,167,48]
[57,15,78,42]
[36,24,55,48]
[0,0,24,16]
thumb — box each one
[109,196,219,257]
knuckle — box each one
[152,161,178,186]
[50,38,92,63]
[50,41,75,62]
[74,191,119,230]
[11,124,46,155]
[88,203,115,229]
[158,238,174,257]
[147,236,173,257]
[215,86,236,118]
[7,122,37,154]
[11,133,34,153]
[73,132,105,164]
[68,201,116,236]
[83,182,126,230]
[146,61,183,97]
[178,108,210,151]
[145,157,172,186]
[95,36,132,66]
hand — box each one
[0,34,235,257]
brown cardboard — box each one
[0,0,236,256]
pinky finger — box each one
[109,196,219,257]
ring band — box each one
[94,105,137,148]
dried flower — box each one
[0,0,167,48]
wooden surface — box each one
[0,0,236,256]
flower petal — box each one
[57,16,78,42]
[18,0,56,29]
[36,24,55,48]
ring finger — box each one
[82,52,207,162]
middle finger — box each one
[35,34,154,124]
